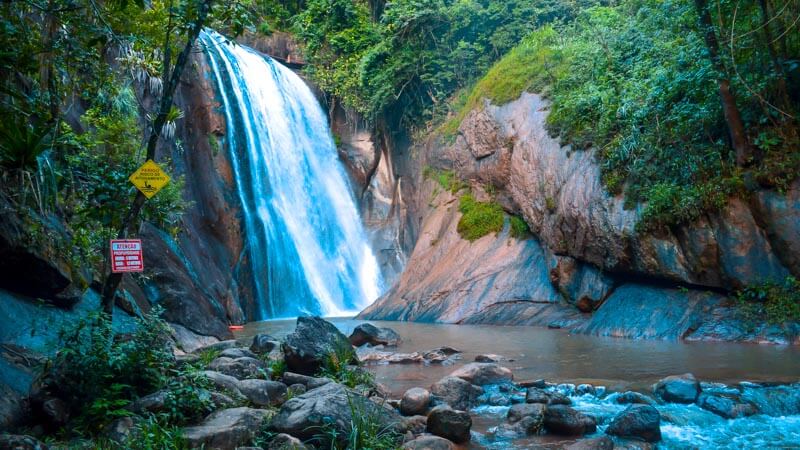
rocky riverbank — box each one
[3,317,799,449]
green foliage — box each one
[196,348,221,366]
[268,358,288,380]
[162,368,215,425]
[457,194,505,242]
[737,276,800,327]
[294,0,604,129]
[423,166,467,194]
[445,0,800,230]
[322,394,400,450]
[318,342,374,389]
[43,307,176,435]
[127,415,190,450]
[509,215,530,239]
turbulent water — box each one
[201,30,382,319]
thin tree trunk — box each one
[101,0,214,316]
[693,0,752,165]
[758,0,791,111]
[40,0,59,121]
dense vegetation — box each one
[442,0,799,230]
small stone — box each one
[697,393,758,419]
[281,372,331,390]
[250,333,279,354]
[612,391,657,405]
[219,347,257,359]
[269,433,307,449]
[103,417,137,443]
[474,354,503,363]
[287,383,307,397]
[401,388,431,416]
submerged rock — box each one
[183,407,270,449]
[282,316,355,375]
[349,323,401,347]
[426,405,472,443]
[654,373,701,404]
[449,363,513,385]
[697,393,758,418]
[543,405,596,436]
[606,405,662,442]
[611,391,657,405]
[430,376,483,411]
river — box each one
[237,318,800,449]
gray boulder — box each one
[269,433,308,449]
[426,405,471,444]
[237,379,288,407]
[270,382,401,445]
[402,435,456,450]
[183,407,270,449]
[250,333,279,354]
[430,377,483,411]
[401,387,431,416]
[543,405,596,436]
[201,370,246,400]
[606,405,662,443]
[349,323,401,347]
[282,316,355,375]
[0,435,48,450]
[564,436,615,450]
[281,372,331,390]
[208,356,268,379]
[654,373,701,403]
[219,347,257,359]
[449,363,513,385]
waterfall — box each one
[200,30,382,319]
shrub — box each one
[318,342,374,389]
[457,194,505,241]
[318,394,400,450]
[509,215,530,239]
[423,166,468,194]
[42,307,176,435]
[127,415,190,450]
[737,276,800,327]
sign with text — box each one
[110,239,144,273]
[129,159,170,199]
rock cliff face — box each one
[361,92,800,344]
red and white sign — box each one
[110,239,144,273]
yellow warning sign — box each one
[129,159,170,199]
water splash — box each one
[201,30,382,319]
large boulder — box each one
[449,363,513,385]
[654,373,701,404]
[401,387,431,416]
[430,377,483,411]
[426,405,472,444]
[201,370,246,400]
[606,405,662,443]
[349,323,401,347]
[270,382,402,444]
[542,405,596,436]
[236,379,288,407]
[697,393,758,419]
[183,407,270,449]
[282,316,355,375]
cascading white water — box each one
[200,30,382,319]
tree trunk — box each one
[758,0,791,112]
[100,0,214,316]
[693,0,752,165]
